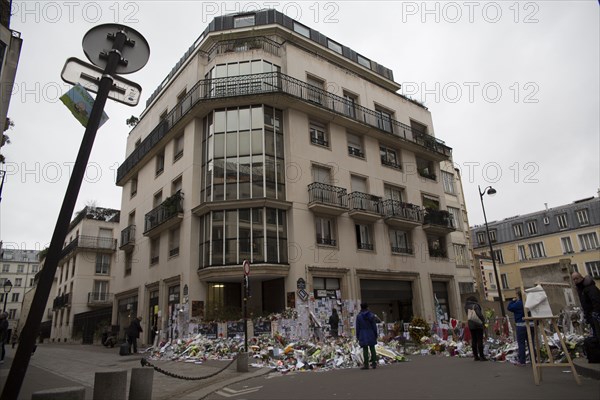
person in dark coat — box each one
[465,296,487,361]
[127,316,143,353]
[0,312,8,364]
[329,308,340,338]
[508,290,534,365]
[572,272,600,338]
[356,303,378,369]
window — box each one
[390,229,412,254]
[489,230,497,242]
[384,185,404,201]
[501,274,509,289]
[156,150,165,175]
[307,75,324,105]
[313,277,340,298]
[585,261,600,278]
[14,278,22,287]
[312,165,331,185]
[350,175,367,194]
[315,216,336,246]
[493,249,504,264]
[571,264,579,273]
[343,91,357,118]
[309,121,329,147]
[453,244,468,266]
[561,237,574,254]
[327,39,343,54]
[527,220,538,235]
[410,120,428,135]
[95,254,110,275]
[379,145,400,169]
[528,242,546,259]
[32,265,39,273]
[513,224,524,238]
[169,227,180,257]
[357,54,371,68]
[124,253,132,276]
[2,264,8,273]
[459,282,475,294]
[153,191,163,208]
[375,106,393,133]
[17,264,24,273]
[442,171,456,194]
[129,176,138,199]
[293,22,310,37]
[477,232,486,245]
[173,134,184,161]
[29,278,34,286]
[355,223,374,250]
[578,232,599,251]
[518,245,527,261]
[8,309,16,319]
[233,14,255,28]
[416,156,436,180]
[347,133,364,158]
[11,293,19,302]
[92,281,109,301]
[576,209,589,225]
[556,213,568,229]
[150,237,160,265]
[172,176,183,194]
[447,207,462,230]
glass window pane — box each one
[239,131,250,156]
[265,128,275,156]
[226,109,238,132]
[252,129,263,154]
[214,133,224,158]
[252,106,263,129]
[226,131,237,157]
[239,108,250,131]
[227,63,239,77]
[239,61,251,75]
[251,60,262,74]
[215,110,226,133]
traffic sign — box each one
[243,259,250,276]
[61,57,142,106]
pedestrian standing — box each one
[572,272,600,338]
[465,296,487,361]
[356,303,378,369]
[126,316,143,354]
[329,308,340,338]
[0,312,8,364]
[508,290,534,366]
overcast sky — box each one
[1,1,598,251]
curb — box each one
[573,358,600,381]
[182,367,275,400]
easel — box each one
[524,315,581,385]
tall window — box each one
[493,249,504,264]
[453,244,468,266]
[355,223,374,250]
[347,133,364,158]
[130,176,138,197]
[489,230,497,242]
[312,165,332,185]
[375,105,393,133]
[585,261,600,278]
[173,134,184,161]
[156,150,165,175]
[477,232,486,245]
[93,281,109,301]
[442,171,455,194]
[501,274,509,289]
[14,278,22,287]
[17,265,24,273]
[125,253,132,276]
[576,209,589,225]
[309,121,329,147]
[150,237,160,265]
[527,220,538,235]
[528,242,546,259]
[384,185,404,202]
[448,207,462,230]
[307,75,324,104]
[556,213,568,229]
[95,254,110,275]
[518,245,527,261]
[1,264,8,272]
[390,229,412,254]
[316,216,336,246]
[561,237,574,254]
[513,224,524,238]
[343,91,357,118]
[379,145,400,169]
[578,232,599,251]
[169,227,180,257]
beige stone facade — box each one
[113,10,472,342]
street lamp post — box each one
[2,279,12,313]
[478,185,506,318]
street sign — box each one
[296,278,306,290]
[61,57,142,106]
[243,259,250,276]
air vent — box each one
[543,217,550,225]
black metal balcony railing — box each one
[391,246,413,255]
[423,209,455,229]
[380,200,424,223]
[88,292,113,304]
[308,182,348,208]
[357,243,374,251]
[429,248,448,258]
[348,192,381,213]
[117,72,452,183]
[120,224,136,248]
[61,235,117,258]
[144,191,184,233]
[311,136,329,146]
[316,237,337,246]
[348,146,364,158]
[52,293,71,310]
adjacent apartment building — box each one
[112,10,472,342]
[49,206,120,343]
[471,194,600,300]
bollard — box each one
[92,370,127,400]
[129,367,154,400]
[31,386,85,400]
[236,352,249,373]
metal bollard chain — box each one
[140,356,238,381]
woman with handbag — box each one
[465,296,487,361]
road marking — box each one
[215,386,262,397]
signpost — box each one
[0,24,149,400]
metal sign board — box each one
[61,57,141,106]
[243,259,250,276]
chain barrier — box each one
[140,355,238,381]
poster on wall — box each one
[199,322,218,338]
[253,319,272,336]
[227,321,245,338]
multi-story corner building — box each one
[113,10,471,342]
[471,194,600,301]
[0,0,23,160]
[0,248,39,335]
[49,206,120,343]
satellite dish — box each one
[82,24,150,74]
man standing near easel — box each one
[571,272,600,338]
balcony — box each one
[428,248,448,258]
[391,246,413,255]
[348,192,381,222]
[52,293,71,310]
[120,224,136,251]
[144,191,184,236]
[87,292,113,307]
[380,200,423,230]
[422,209,456,235]
[308,183,348,216]
[116,72,452,185]
[60,235,117,259]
